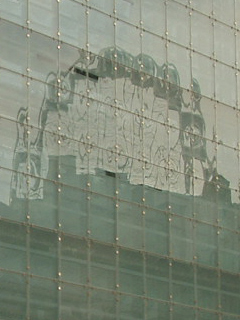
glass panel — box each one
[89,194,115,243]
[59,0,86,48]
[195,222,218,267]
[146,301,169,320]
[61,236,87,285]
[90,242,116,289]
[192,53,214,99]
[0,271,26,320]
[167,42,191,90]
[0,168,17,212]
[115,0,140,26]
[29,179,58,229]
[217,145,238,199]
[198,310,218,320]
[91,171,116,198]
[117,110,134,167]
[172,305,195,320]
[0,118,19,172]
[29,0,58,37]
[59,155,78,187]
[145,255,169,300]
[61,284,88,319]
[30,227,58,278]
[0,20,28,75]
[0,70,28,122]
[59,186,88,237]
[191,0,213,16]
[219,205,240,232]
[195,194,218,225]
[119,295,144,320]
[59,42,85,81]
[171,216,194,261]
[219,229,240,273]
[44,128,60,157]
[216,104,238,149]
[117,176,134,202]
[1,0,27,26]
[144,187,169,211]
[29,79,46,129]
[191,11,214,57]
[88,9,114,55]
[172,261,194,305]
[0,221,26,272]
[220,272,240,315]
[129,158,144,186]
[193,168,205,197]
[76,142,92,178]
[213,0,235,26]
[214,22,235,66]
[167,1,190,47]
[141,1,165,36]
[96,65,116,104]
[145,209,168,255]
[30,277,58,319]
[92,103,117,173]
[215,63,237,107]
[116,20,141,56]
[118,201,143,250]
[169,190,194,218]
[142,32,166,69]
[9,179,28,222]
[197,267,218,309]
[90,289,116,320]
[89,0,114,16]
[29,31,58,82]
[200,96,216,142]
[119,249,144,295]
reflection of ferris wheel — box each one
[11,46,218,199]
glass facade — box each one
[0,0,240,319]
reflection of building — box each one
[0,1,240,320]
